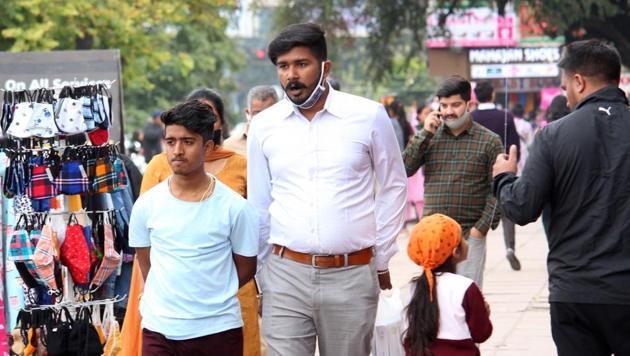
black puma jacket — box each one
[493,86,630,304]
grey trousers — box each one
[502,217,516,251]
[456,235,486,289]
[261,253,380,356]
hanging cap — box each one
[407,213,462,302]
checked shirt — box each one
[403,120,503,235]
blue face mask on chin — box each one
[285,62,327,110]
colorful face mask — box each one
[93,94,111,129]
[82,96,96,131]
[60,219,91,286]
[33,224,60,294]
[9,228,36,262]
[28,102,59,138]
[87,128,109,146]
[55,161,89,195]
[28,164,58,200]
[92,158,116,193]
[90,223,121,292]
[111,158,127,191]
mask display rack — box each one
[1,82,132,356]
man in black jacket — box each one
[472,81,521,271]
[492,40,630,356]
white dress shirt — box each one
[247,87,407,270]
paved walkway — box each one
[389,219,556,355]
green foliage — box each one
[511,0,630,69]
[261,0,435,103]
[266,0,630,96]
[0,0,242,131]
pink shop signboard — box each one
[426,7,517,48]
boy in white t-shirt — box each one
[129,100,259,355]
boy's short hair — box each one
[161,100,216,143]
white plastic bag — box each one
[371,288,405,356]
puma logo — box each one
[598,106,612,116]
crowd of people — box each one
[118,22,630,356]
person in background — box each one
[384,97,406,151]
[403,75,503,289]
[129,130,147,173]
[404,97,435,225]
[142,111,163,163]
[387,98,414,148]
[130,100,258,355]
[248,23,407,356]
[414,97,435,130]
[327,77,341,91]
[472,81,521,271]
[493,39,630,356]
[404,214,492,356]
[224,85,279,156]
[511,104,535,175]
[546,95,571,123]
[185,89,228,146]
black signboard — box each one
[0,49,124,147]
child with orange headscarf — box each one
[404,214,492,356]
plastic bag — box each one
[371,288,405,356]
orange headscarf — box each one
[407,214,462,302]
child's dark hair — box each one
[161,100,216,143]
[403,256,457,356]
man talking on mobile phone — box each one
[403,75,503,289]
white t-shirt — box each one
[129,178,259,340]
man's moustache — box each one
[286,82,306,90]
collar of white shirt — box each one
[477,102,496,110]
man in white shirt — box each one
[247,23,407,356]
[130,100,259,355]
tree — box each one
[513,0,630,69]
[261,0,436,99]
[266,0,630,86]
[0,0,242,130]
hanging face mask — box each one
[443,103,470,130]
[284,62,327,110]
